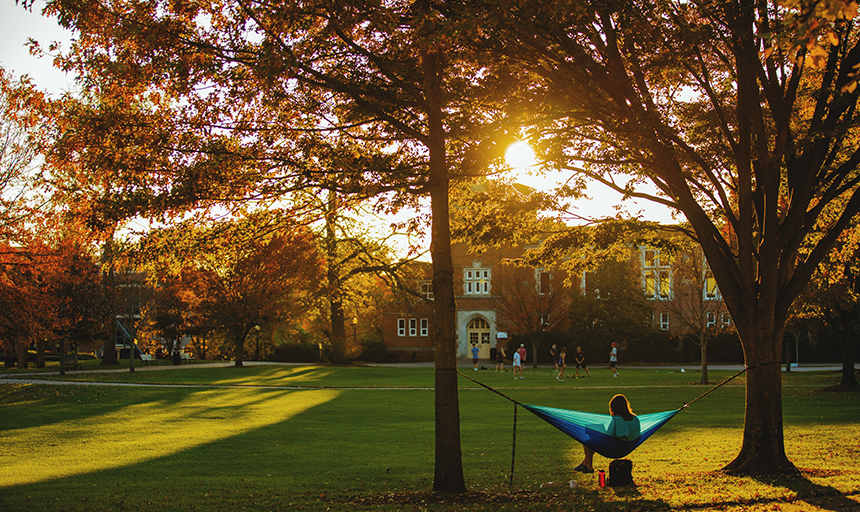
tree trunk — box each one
[700,338,709,385]
[16,340,28,370]
[723,330,796,475]
[59,338,66,376]
[233,331,245,367]
[101,321,119,366]
[329,289,347,363]
[36,338,45,368]
[326,194,348,363]
[424,49,466,494]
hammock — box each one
[456,364,754,481]
[521,404,681,459]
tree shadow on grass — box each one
[751,469,860,512]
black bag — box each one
[608,458,633,486]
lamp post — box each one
[352,317,358,346]
[254,325,261,361]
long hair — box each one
[609,394,635,421]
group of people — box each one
[478,341,622,380]
[550,345,591,381]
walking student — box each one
[495,344,506,372]
[574,346,590,378]
[556,347,567,381]
[610,342,619,377]
[513,349,523,379]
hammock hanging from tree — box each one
[458,365,751,462]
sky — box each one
[1,1,76,96]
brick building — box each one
[380,239,730,363]
[381,243,569,362]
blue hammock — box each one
[521,404,682,459]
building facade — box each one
[380,243,569,362]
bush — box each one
[272,343,321,363]
[356,337,389,363]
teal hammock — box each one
[521,404,680,459]
[457,365,755,486]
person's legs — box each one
[575,445,595,472]
[558,365,565,381]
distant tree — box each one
[137,276,187,364]
[661,245,734,384]
[492,262,568,368]
[145,214,323,367]
[47,244,116,374]
[568,258,654,362]
[792,229,860,386]
[0,69,48,244]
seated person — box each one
[573,394,640,473]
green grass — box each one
[1,365,858,511]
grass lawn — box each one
[1,364,858,511]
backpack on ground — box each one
[608,458,633,486]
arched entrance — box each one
[467,317,492,359]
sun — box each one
[505,141,537,171]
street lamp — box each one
[352,317,358,346]
[254,325,261,361]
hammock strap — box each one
[680,361,781,409]
[457,370,522,405]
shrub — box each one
[356,337,389,363]
[272,343,321,363]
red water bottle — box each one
[598,469,606,487]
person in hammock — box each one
[573,394,641,473]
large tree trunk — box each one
[700,337,709,385]
[425,49,466,494]
[723,326,796,475]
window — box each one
[704,269,719,300]
[420,318,429,337]
[537,269,552,295]
[706,312,716,327]
[721,312,732,327]
[409,318,417,337]
[397,318,406,337]
[660,312,669,330]
[468,318,491,345]
[464,264,491,295]
[420,281,434,299]
[642,247,672,300]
